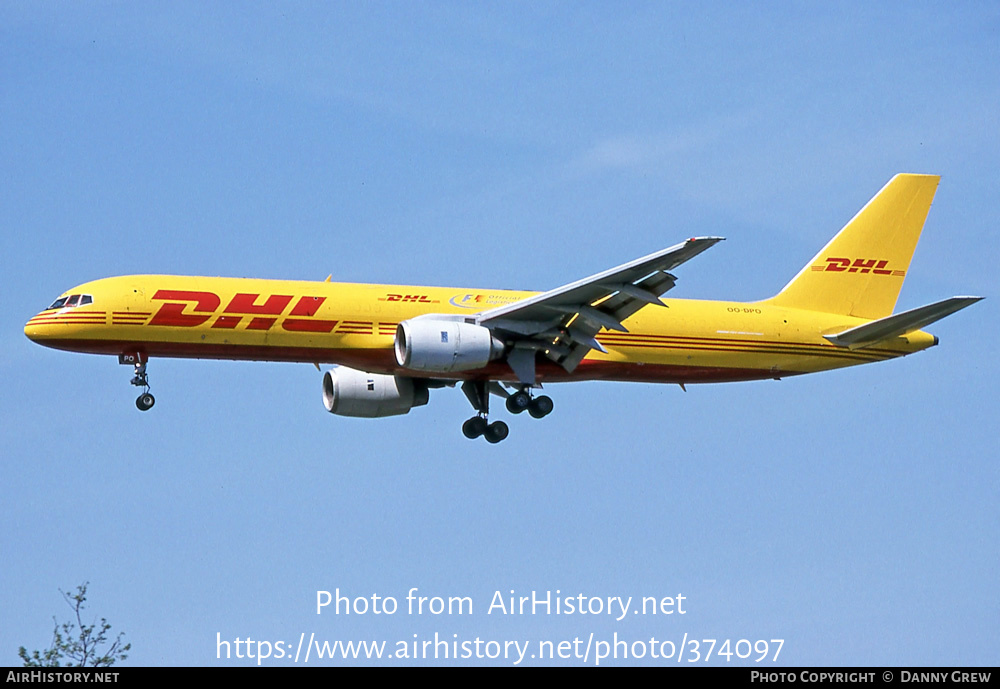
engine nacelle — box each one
[322,367,429,418]
[395,318,503,373]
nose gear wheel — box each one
[130,361,155,411]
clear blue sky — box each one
[2,2,996,666]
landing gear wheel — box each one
[462,416,488,439]
[461,381,514,442]
[127,358,156,411]
[484,420,509,444]
[528,395,553,419]
[505,390,531,414]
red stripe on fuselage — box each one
[27,337,799,384]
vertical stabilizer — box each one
[764,174,939,319]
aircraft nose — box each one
[25,313,45,342]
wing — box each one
[478,237,724,383]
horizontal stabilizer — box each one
[824,296,983,348]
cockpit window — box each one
[46,294,93,310]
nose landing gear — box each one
[121,354,155,411]
[131,362,155,411]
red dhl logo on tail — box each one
[811,258,905,276]
[148,291,338,333]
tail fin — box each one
[764,174,940,319]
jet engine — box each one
[322,367,429,418]
[395,318,503,373]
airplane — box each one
[25,174,981,443]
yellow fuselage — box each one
[25,274,937,383]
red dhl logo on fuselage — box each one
[148,290,338,333]
[378,293,438,303]
[811,258,905,276]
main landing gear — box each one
[462,415,509,444]
[504,388,554,419]
[460,381,553,443]
[129,360,155,411]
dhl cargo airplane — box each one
[25,174,981,442]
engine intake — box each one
[395,319,503,373]
[322,367,428,418]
